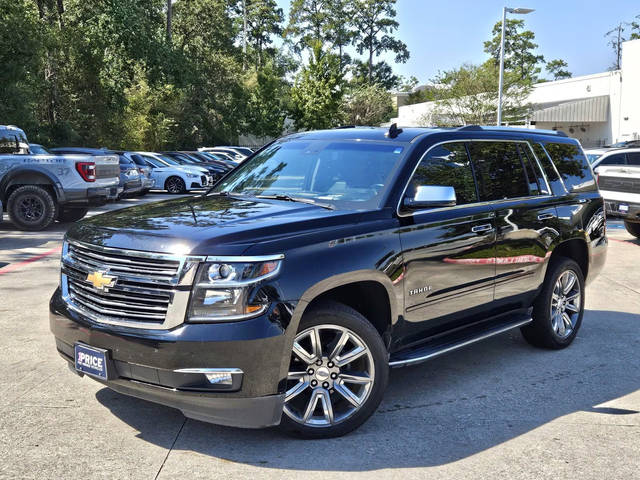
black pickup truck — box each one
[50,126,607,438]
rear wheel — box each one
[624,220,640,239]
[56,207,88,223]
[7,185,57,231]
[521,257,585,349]
[279,302,388,439]
[165,176,186,194]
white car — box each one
[134,152,213,194]
[586,147,640,173]
[197,146,251,162]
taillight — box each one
[75,162,96,182]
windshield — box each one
[155,154,181,166]
[29,144,50,155]
[212,139,406,210]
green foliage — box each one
[289,42,344,130]
[352,0,409,84]
[285,0,331,52]
[632,15,640,40]
[342,84,393,126]
[484,18,544,83]
[428,61,530,126]
[245,60,291,137]
[350,60,400,90]
[546,59,572,81]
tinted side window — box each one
[626,152,640,166]
[408,142,478,205]
[544,142,597,193]
[468,141,530,200]
[599,153,626,166]
[531,142,565,195]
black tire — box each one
[165,176,186,194]
[56,207,89,223]
[521,257,585,349]
[279,301,388,439]
[624,220,640,239]
[7,185,57,231]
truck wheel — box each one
[279,302,388,439]
[7,185,57,231]
[57,207,89,223]
[165,176,186,194]
[624,221,640,239]
[521,257,585,349]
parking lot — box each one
[1,193,638,480]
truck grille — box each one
[599,176,640,194]
[95,164,120,179]
[61,240,205,329]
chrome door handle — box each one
[471,224,493,233]
[537,213,556,221]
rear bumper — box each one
[49,287,290,428]
[63,186,119,207]
[604,199,640,222]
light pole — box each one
[497,6,534,126]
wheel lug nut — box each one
[327,362,334,368]
[330,373,338,379]
[322,382,329,389]
[307,368,314,375]
[311,380,317,387]
[316,359,323,366]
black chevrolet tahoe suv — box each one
[50,126,607,438]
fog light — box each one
[204,372,233,385]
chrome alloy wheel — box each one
[284,325,375,427]
[166,177,184,193]
[550,270,581,338]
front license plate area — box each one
[75,343,108,379]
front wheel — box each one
[279,302,388,439]
[165,176,186,194]
[521,257,585,349]
[624,220,640,239]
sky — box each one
[275,0,640,83]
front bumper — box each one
[50,288,290,428]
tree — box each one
[350,59,400,90]
[240,0,284,69]
[605,22,626,70]
[352,0,409,84]
[484,18,544,83]
[324,0,355,72]
[428,62,530,126]
[245,59,290,137]
[632,15,640,40]
[285,0,330,53]
[546,59,572,80]
[289,42,343,130]
[342,84,393,126]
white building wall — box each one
[393,38,640,146]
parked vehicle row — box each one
[1,126,245,230]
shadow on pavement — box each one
[94,308,640,471]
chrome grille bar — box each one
[61,239,205,330]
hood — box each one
[67,195,368,255]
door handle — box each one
[537,213,556,221]
[471,224,493,234]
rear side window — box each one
[599,153,626,166]
[543,142,597,193]
[408,142,478,205]
[468,141,531,200]
[627,152,640,166]
[531,142,566,195]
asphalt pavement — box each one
[0,193,638,479]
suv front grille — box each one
[61,240,205,329]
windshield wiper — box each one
[256,194,335,210]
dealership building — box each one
[392,38,640,148]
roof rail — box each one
[455,125,568,137]
[334,125,357,129]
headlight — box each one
[186,173,199,178]
[187,256,283,322]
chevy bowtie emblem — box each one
[86,271,117,291]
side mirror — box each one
[404,185,456,209]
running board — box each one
[388,314,532,368]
